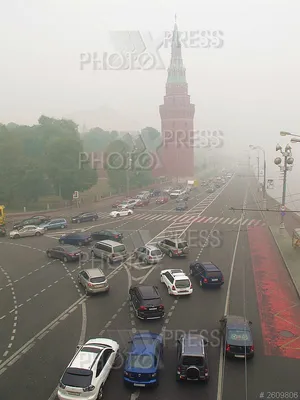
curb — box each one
[268,225,300,300]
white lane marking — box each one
[228,218,236,224]
[0,295,86,372]
[0,266,18,361]
[222,217,230,224]
[241,219,249,225]
[216,183,248,400]
[247,219,256,225]
[197,216,207,223]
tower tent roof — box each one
[167,22,187,84]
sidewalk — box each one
[269,225,300,298]
[253,182,300,299]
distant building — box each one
[155,21,195,181]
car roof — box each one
[135,285,159,299]
[201,262,220,271]
[64,232,89,237]
[96,240,123,245]
[82,268,105,278]
[181,334,205,356]
[225,315,251,329]
[71,340,109,370]
[130,333,162,354]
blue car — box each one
[124,332,163,387]
[59,232,92,246]
[40,218,67,230]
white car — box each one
[109,209,133,218]
[160,269,193,296]
[57,338,119,400]
[170,189,185,199]
[9,225,45,239]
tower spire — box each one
[167,18,187,85]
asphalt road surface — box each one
[0,173,299,400]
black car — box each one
[176,333,209,382]
[59,232,93,246]
[176,194,189,202]
[71,212,98,223]
[129,285,165,320]
[13,215,51,230]
[46,245,83,262]
[0,226,6,236]
[219,315,254,359]
[91,229,123,242]
[176,202,188,211]
[189,261,224,287]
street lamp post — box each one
[274,143,294,230]
[249,145,267,209]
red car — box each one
[156,196,168,204]
[135,198,150,207]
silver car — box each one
[133,245,163,264]
[77,268,109,295]
[9,225,45,239]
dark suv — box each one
[129,285,165,320]
[189,261,224,287]
[176,333,209,383]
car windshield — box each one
[114,245,125,253]
[90,277,106,283]
[61,368,92,388]
[177,241,188,249]
[182,356,204,366]
[175,279,190,288]
[228,330,251,341]
[151,250,161,256]
[129,354,154,369]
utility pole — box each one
[274,143,294,230]
[249,145,267,209]
[257,156,260,191]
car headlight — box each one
[151,373,157,377]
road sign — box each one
[280,205,286,212]
[73,191,79,199]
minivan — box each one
[91,240,128,263]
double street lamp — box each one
[249,145,267,209]
[274,143,294,229]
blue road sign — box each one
[281,211,286,216]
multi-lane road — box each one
[0,172,299,400]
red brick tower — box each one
[158,21,195,181]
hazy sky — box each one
[1,0,300,192]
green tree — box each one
[82,127,112,152]
[104,139,129,193]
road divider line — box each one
[216,182,248,400]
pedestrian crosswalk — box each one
[123,213,266,226]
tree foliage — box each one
[0,117,97,206]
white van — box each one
[91,240,128,263]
